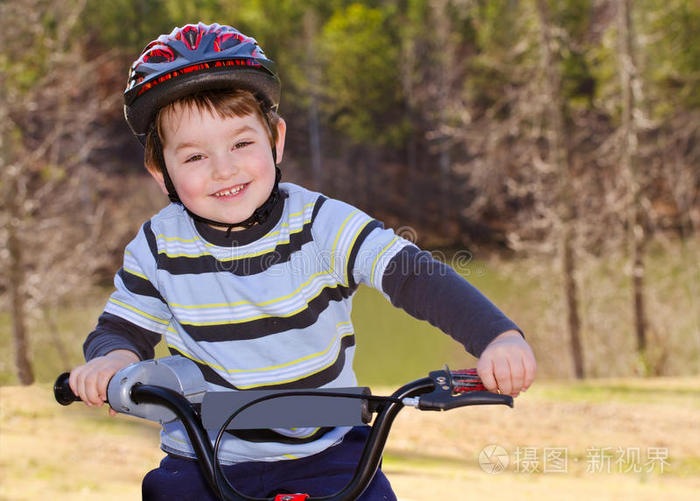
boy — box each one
[69,23,535,500]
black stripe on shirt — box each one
[311,195,327,220]
[168,334,355,391]
[226,427,334,444]
[179,283,356,342]
[154,196,327,277]
[158,220,315,276]
[143,221,159,261]
[118,268,167,304]
[346,220,383,289]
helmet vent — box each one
[178,25,203,51]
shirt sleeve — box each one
[83,221,172,361]
[310,197,411,291]
[381,245,522,357]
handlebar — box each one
[54,372,81,405]
[54,358,512,501]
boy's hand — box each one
[477,330,536,397]
[68,350,140,416]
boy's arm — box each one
[83,311,162,361]
[311,197,535,395]
[72,221,172,410]
[380,246,535,396]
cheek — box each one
[258,164,277,195]
[171,169,206,200]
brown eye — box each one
[185,154,203,163]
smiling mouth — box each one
[212,183,249,198]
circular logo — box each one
[479,444,509,474]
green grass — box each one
[2,376,699,500]
[526,377,700,408]
[0,300,108,385]
[351,287,479,386]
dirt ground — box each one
[1,379,699,500]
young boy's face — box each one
[153,102,286,229]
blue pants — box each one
[142,427,396,500]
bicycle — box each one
[54,356,513,501]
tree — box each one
[535,0,585,378]
[318,3,405,209]
[617,0,648,362]
[0,0,119,383]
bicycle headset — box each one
[123,22,283,234]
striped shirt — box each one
[84,182,520,463]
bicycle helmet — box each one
[123,23,284,233]
[124,22,280,144]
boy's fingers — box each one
[74,370,90,405]
[68,367,83,401]
[509,357,524,394]
[96,369,113,402]
[523,353,537,391]
[493,359,512,395]
[83,372,104,406]
[476,359,497,393]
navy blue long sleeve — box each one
[381,245,521,357]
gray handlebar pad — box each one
[201,387,372,430]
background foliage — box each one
[1,0,698,382]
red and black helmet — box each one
[124,22,281,143]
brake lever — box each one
[416,367,513,411]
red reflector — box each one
[274,495,309,501]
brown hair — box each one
[144,89,280,174]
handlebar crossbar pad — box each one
[202,387,372,430]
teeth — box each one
[214,184,245,197]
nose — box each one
[211,154,239,180]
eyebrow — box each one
[173,125,258,153]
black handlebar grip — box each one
[54,372,81,405]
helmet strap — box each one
[151,126,282,238]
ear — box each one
[274,117,287,164]
[146,164,169,195]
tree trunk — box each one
[304,10,323,191]
[1,95,35,385]
[562,221,584,378]
[7,187,35,385]
[399,14,421,227]
[617,0,648,360]
[308,98,322,190]
[536,0,585,378]
[433,0,454,235]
